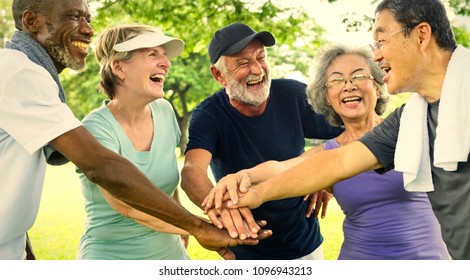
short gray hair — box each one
[307,44,389,126]
[12,0,55,30]
[213,56,227,73]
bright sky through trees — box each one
[276,0,461,47]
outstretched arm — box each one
[203,145,325,210]
[52,127,203,232]
[234,141,381,209]
[99,186,190,235]
[50,126,271,259]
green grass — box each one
[28,162,344,260]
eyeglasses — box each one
[326,74,375,91]
[369,27,409,52]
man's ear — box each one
[416,22,432,50]
[22,10,43,33]
[210,65,226,87]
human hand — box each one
[193,219,272,260]
[304,190,332,219]
[205,206,264,240]
[226,185,265,210]
[202,172,252,211]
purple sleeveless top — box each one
[324,139,448,259]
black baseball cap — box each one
[208,23,275,64]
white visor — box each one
[113,31,184,58]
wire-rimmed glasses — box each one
[369,27,411,52]
[325,74,375,91]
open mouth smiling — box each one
[246,76,263,86]
[379,62,391,74]
[342,96,362,103]
[72,41,89,52]
[150,73,165,83]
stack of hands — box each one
[201,172,332,240]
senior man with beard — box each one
[181,23,343,260]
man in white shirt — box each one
[0,0,269,260]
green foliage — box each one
[342,13,374,32]
[340,0,470,41]
[61,55,105,120]
[383,92,411,118]
[454,26,470,48]
[5,0,468,147]
[0,0,14,48]
[449,0,470,16]
[62,0,327,153]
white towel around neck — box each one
[395,93,433,192]
[394,45,470,192]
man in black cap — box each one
[181,23,343,259]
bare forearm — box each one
[134,215,190,235]
[242,146,323,185]
[100,187,190,235]
[256,154,339,202]
[241,160,288,185]
[92,155,203,233]
[253,142,380,203]
[181,165,214,206]
[51,127,205,236]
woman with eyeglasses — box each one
[205,44,449,259]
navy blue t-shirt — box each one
[186,79,343,259]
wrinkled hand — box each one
[205,206,263,240]
[193,219,272,260]
[202,172,252,211]
[304,190,333,219]
[202,173,264,240]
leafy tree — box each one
[6,0,467,154]
[340,0,470,47]
[450,0,470,16]
[62,0,327,155]
[0,0,13,48]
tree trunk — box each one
[178,113,190,157]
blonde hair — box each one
[94,24,163,99]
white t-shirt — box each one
[0,49,81,259]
